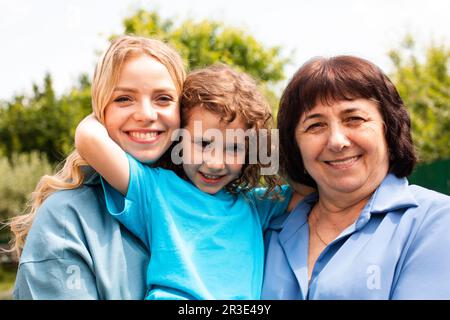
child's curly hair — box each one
[180,63,281,196]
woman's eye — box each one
[346,117,365,125]
[113,96,132,103]
[305,122,325,132]
[157,95,174,105]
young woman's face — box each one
[182,107,246,194]
[104,54,180,163]
[295,98,389,198]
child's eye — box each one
[202,141,210,148]
[226,145,244,153]
[195,141,211,149]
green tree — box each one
[121,9,289,87]
[388,36,450,162]
[0,9,289,162]
[0,74,91,163]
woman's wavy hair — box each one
[278,55,417,188]
[180,64,281,196]
[8,35,186,256]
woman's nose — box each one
[327,125,351,152]
[134,99,157,122]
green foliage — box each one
[0,152,52,223]
[388,36,450,162]
[0,74,91,163]
[0,10,288,162]
[121,10,289,86]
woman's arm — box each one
[75,114,129,195]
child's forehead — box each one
[185,106,248,131]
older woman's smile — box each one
[324,155,362,169]
[297,98,389,197]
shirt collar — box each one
[278,173,418,241]
[368,173,418,214]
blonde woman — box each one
[10,35,186,299]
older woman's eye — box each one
[345,117,365,125]
[305,122,326,132]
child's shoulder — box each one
[246,185,291,201]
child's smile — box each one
[182,106,247,194]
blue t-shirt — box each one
[102,154,291,300]
[262,173,450,299]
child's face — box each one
[104,54,180,163]
[182,107,247,194]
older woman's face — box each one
[295,98,389,197]
[104,54,180,163]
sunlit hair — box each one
[8,35,186,256]
[278,55,417,188]
[180,63,281,195]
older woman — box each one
[262,55,450,299]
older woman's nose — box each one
[327,125,351,152]
[134,99,158,122]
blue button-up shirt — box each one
[262,174,450,299]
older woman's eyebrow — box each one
[340,107,367,115]
[302,113,323,123]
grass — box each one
[0,264,17,300]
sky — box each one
[1,0,449,100]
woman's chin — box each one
[127,150,161,164]
[322,177,367,195]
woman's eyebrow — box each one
[302,113,323,123]
[341,107,367,115]
[113,87,138,93]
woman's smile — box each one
[323,155,362,170]
[125,129,164,144]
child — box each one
[76,64,296,300]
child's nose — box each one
[204,152,226,171]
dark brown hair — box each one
[180,63,280,194]
[278,55,417,187]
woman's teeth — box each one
[129,131,159,139]
[327,156,359,166]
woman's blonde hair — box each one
[180,63,281,196]
[8,35,186,256]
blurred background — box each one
[1,0,449,299]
